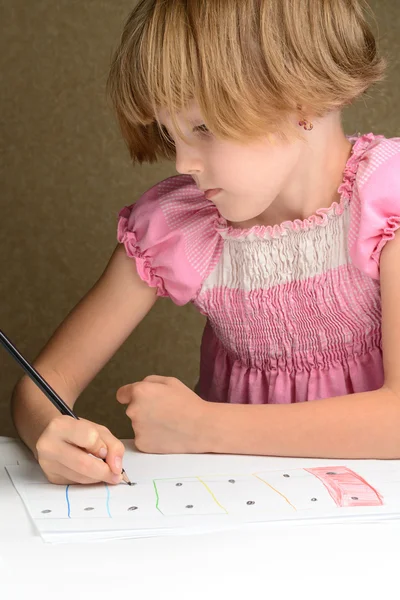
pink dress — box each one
[117,134,400,405]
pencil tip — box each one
[121,470,133,486]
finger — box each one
[95,426,126,476]
[143,375,169,384]
[116,384,136,405]
[68,444,123,485]
[37,417,106,466]
[49,443,123,485]
[42,461,104,486]
[117,380,168,403]
[53,417,110,458]
[117,378,170,405]
[144,376,183,389]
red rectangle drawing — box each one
[305,467,384,507]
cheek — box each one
[209,140,301,194]
[217,150,274,186]
[253,155,300,197]
[207,143,245,175]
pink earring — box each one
[299,118,313,131]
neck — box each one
[258,112,353,227]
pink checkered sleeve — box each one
[349,137,400,279]
[117,175,223,305]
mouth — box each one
[202,188,222,201]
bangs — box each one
[108,1,199,163]
[108,0,286,163]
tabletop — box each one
[1,436,399,600]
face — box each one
[158,102,304,224]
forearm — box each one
[11,372,77,458]
[205,387,400,458]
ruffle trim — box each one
[216,133,378,240]
[371,216,400,265]
[117,207,168,297]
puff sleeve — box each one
[117,175,223,305]
[349,136,400,279]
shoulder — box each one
[354,134,400,195]
[117,175,223,305]
[348,134,400,279]
[123,174,217,221]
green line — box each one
[153,480,164,514]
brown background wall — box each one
[1,0,399,439]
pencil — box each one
[0,329,132,486]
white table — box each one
[1,436,399,600]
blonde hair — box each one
[107,0,386,164]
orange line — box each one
[253,474,297,511]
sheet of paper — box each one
[6,451,400,543]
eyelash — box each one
[160,124,211,145]
[194,124,210,135]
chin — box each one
[218,210,259,224]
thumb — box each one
[67,419,110,459]
[116,383,135,405]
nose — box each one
[175,142,203,176]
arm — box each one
[204,231,400,459]
[12,244,157,457]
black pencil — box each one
[0,329,132,485]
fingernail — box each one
[115,456,122,470]
[99,448,107,459]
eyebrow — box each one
[158,123,207,142]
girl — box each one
[12,0,400,486]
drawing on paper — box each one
[32,466,384,520]
[304,466,383,508]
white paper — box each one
[6,451,400,543]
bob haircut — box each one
[107,0,385,163]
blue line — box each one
[104,483,112,518]
[65,485,71,518]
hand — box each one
[117,376,211,454]
[36,416,126,485]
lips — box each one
[203,188,222,200]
